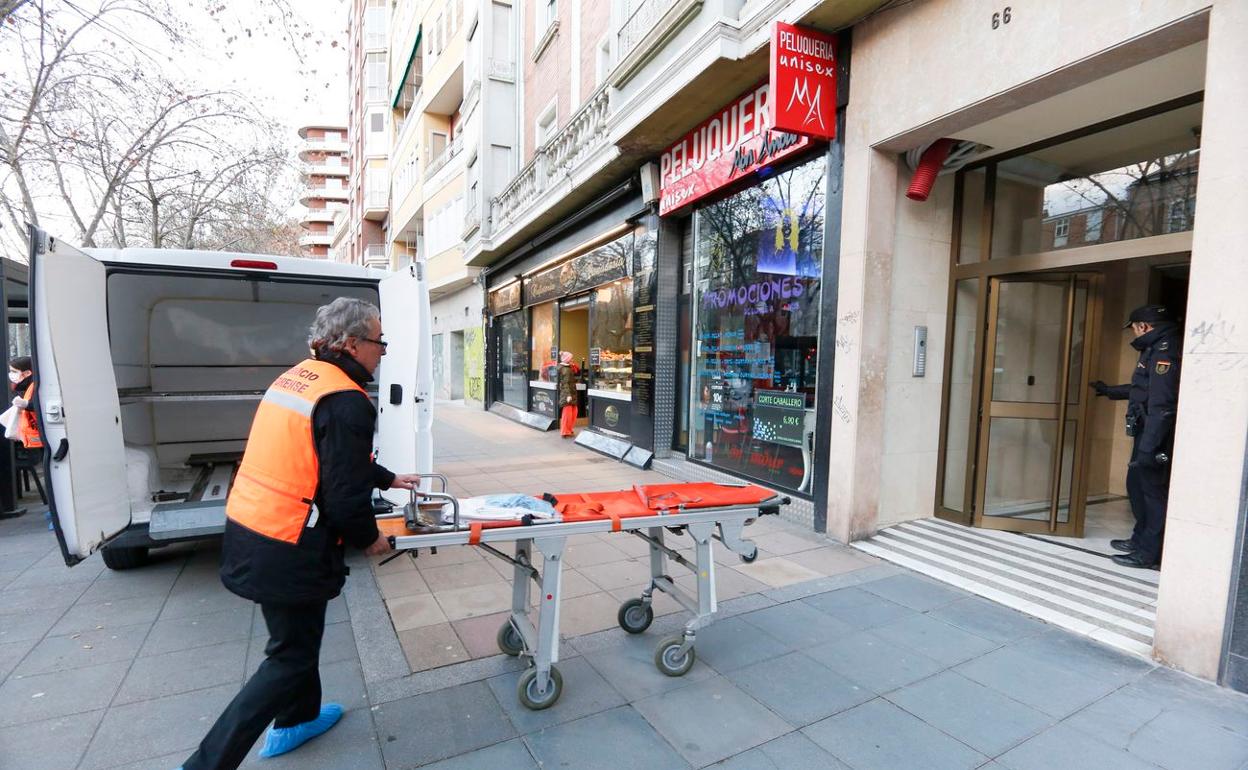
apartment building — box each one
[296,124,349,259]
[436,0,1248,693]
[341,0,392,268]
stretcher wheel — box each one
[655,636,696,677]
[517,666,563,710]
[497,621,524,656]
[617,598,654,634]
[740,546,759,564]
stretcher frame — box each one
[377,476,787,710]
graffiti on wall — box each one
[464,326,485,403]
[431,333,446,400]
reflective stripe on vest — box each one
[226,359,366,544]
[18,382,42,449]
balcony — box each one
[299,135,348,157]
[614,0,703,85]
[299,232,333,247]
[303,158,350,177]
[424,134,463,183]
[364,186,389,220]
[463,193,481,239]
[300,181,350,206]
[491,86,611,237]
[487,58,515,82]
[362,244,388,269]
[300,207,338,225]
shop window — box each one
[589,278,632,394]
[530,301,557,381]
[980,101,1201,259]
[497,311,528,409]
[690,155,825,494]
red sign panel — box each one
[658,81,811,216]
[769,22,837,141]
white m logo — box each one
[786,77,825,130]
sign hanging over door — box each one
[769,22,837,141]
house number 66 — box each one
[992,7,1012,29]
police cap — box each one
[1123,304,1174,328]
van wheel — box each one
[102,545,150,571]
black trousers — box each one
[183,601,327,770]
[1125,437,1170,564]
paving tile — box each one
[0,637,37,680]
[578,559,653,591]
[633,674,790,766]
[554,591,621,637]
[886,670,1053,756]
[732,557,823,588]
[0,582,87,615]
[871,612,1001,666]
[748,531,825,556]
[955,645,1127,718]
[801,585,922,630]
[6,563,103,590]
[563,539,631,569]
[1065,685,1168,749]
[74,569,180,604]
[14,622,149,676]
[675,566,770,602]
[435,581,514,622]
[101,751,194,770]
[452,611,512,658]
[0,659,129,727]
[687,615,795,673]
[49,595,163,636]
[140,605,253,657]
[606,586,684,619]
[373,680,517,767]
[1127,667,1248,738]
[411,543,484,568]
[419,738,538,770]
[522,706,690,770]
[157,584,250,620]
[738,600,854,649]
[387,592,448,631]
[726,650,873,726]
[0,707,105,770]
[803,698,987,770]
[398,621,471,671]
[712,730,851,769]
[325,594,350,625]
[0,607,63,644]
[487,655,626,733]
[421,558,507,593]
[785,545,876,576]
[78,682,239,769]
[995,722,1158,770]
[858,574,967,611]
[1125,708,1248,770]
[526,568,602,604]
[114,639,248,705]
[375,569,431,600]
[319,620,359,665]
[1011,630,1154,684]
[806,630,946,694]
[582,631,715,701]
[928,596,1051,643]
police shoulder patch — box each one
[1155,361,1171,375]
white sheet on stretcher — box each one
[441,496,561,524]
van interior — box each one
[107,269,379,522]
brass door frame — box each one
[970,273,1102,536]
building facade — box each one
[344,0,392,268]
[444,0,1248,691]
[296,124,349,259]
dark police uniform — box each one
[1093,306,1182,568]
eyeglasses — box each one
[359,337,389,350]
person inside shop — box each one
[1091,304,1182,570]
[558,350,578,438]
[179,298,421,770]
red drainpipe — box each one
[906,138,955,202]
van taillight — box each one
[230,259,278,270]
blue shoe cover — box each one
[258,703,344,758]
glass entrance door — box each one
[972,274,1101,535]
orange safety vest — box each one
[17,382,43,449]
[226,359,365,544]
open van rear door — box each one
[29,227,130,564]
[375,262,433,505]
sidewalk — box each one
[2,401,1248,768]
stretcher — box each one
[375,476,789,710]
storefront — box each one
[656,71,844,505]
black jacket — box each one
[1102,323,1182,458]
[220,353,396,605]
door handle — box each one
[52,438,68,461]
[389,384,403,405]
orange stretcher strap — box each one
[469,522,483,545]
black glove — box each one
[1091,380,1109,397]
[1130,451,1168,470]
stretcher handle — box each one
[410,473,449,493]
[410,488,461,531]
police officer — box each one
[1091,304,1182,570]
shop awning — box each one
[391,26,423,110]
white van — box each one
[27,227,433,570]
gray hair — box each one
[308,297,380,355]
